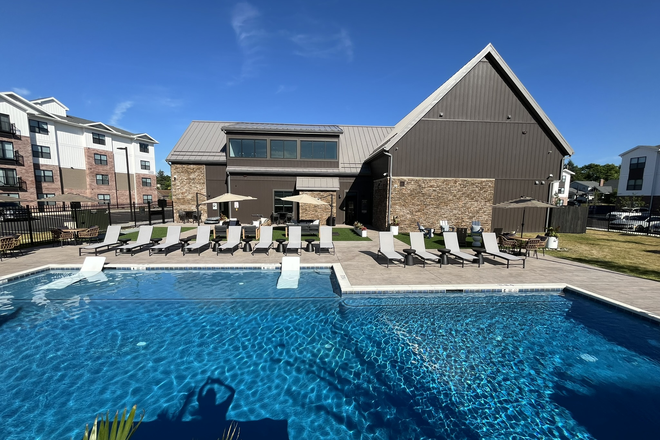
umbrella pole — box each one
[520,208,525,238]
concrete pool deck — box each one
[1,226,658,321]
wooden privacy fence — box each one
[548,205,588,234]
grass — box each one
[271,227,372,241]
[550,229,660,282]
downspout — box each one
[384,151,393,228]
[226,170,231,218]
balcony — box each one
[0,176,28,191]
[0,123,21,139]
[0,151,24,166]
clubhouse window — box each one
[300,141,337,160]
[229,139,267,158]
[270,140,298,159]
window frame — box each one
[142,177,152,187]
[32,144,51,159]
[140,160,150,170]
[143,194,153,204]
[96,174,110,185]
[0,168,19,186]
[273,190,294,214]
[29,119,49,134]
[630,157,646,170]
[626,178,643,191]
[270,139,298,159]
[139,143,149,153]
[0,141,15,160]
[0,114,11,133]
[94,153,108,165]
[35,169,54,183]
[37,193,56,206]
[92,132,106,145]
[97,194,110,205]
[300,140,338,160]
[228,138,268,158]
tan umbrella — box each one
[0,195,22,202]
[47,193,100,204]
[279,194,328,205]
[493,196,557,237]
[204,193,257,204]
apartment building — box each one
[0,92,158,206]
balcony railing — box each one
[0,176,27,191]
[0,151,24,166]
[0,123,20,138]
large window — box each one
[627,179,643,191]
[0,169,18,187]
[37,193,56,206]
[229,139,267,158]
[0,141,14,160]
[140,160,150,170]
[0,114,11,133]
[274,190,294,214]
[29,119,49,134]
[35,169,54,182]
[94,153,108,165]
[300,141,337,160]
[139,143,149,153]
[32,144,51,159]
[142,177,152,187]
[92,133,106,145]
[270,140,297,159]
[96,174,110,185]
[97,194,110,204]
[630,157,646,170]
[143,194,153,204]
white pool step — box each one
[36,257,107,290]
[277,256,300,289]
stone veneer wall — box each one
[171,164,208,220]
[390,177,495,233]
[299,191,336,223]
[372,177,389,230]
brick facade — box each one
[171,164,207,219]
[0,132,36,201]
[388,177,495,233]
[299,191,336,223]
[84,147,115,203]
[136,173,157,205]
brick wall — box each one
[33,164,62,199]
[171,164,207,219]
[136,173,158,204]
[84,147,115,202]
[299,191,335,223]
[0,133,37,202]
[389,177,495,233]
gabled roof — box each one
[30,96,69,112]
[367,43,574,160]
[0,92,59,119]
[619,144,660,157]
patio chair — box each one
[149,226,182,256]
[0,235,21,260]
[77,226,100,244]
[442,232,479,267]
[482,232,525,269]
[409,232,441,268]
[524,238,543,259]
[217,226,242,255]
[498,234,518,254]
[471,221,484,233]
[79,225,122,256]
[417,222,434,239]
[439,220,455,234]
[317,226,335,255]
[252,225,273,255]
[184,225,212,256]
[377,231,404,268]
[286,226,302,256]
[535,235,548,256]
[52,228,75,246]
[115,226,154,256]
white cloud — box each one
[228,2,266,85]
[109,101,134,126]
[290,28,354,62]
[275,85,296,94]
[12,87,30,96]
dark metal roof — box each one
[222,122,343,134]
[66,115,137,137]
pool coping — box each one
[2,263,659,325]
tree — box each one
[156,170,171,190]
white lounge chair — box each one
[184,225,212,255]
[78,225,122,256]
[442,232,479,267]
[286,226,302,255]
[482,232,525,269]
[317,226,335,255]
[149,226,182,256]
[115,226,154,256]
[217,226,242,255]
[277,256,300,289]
[252,226,273,255]
[409,232,441,267]
[439,220,454,234]
[377,231,404,267]
[37,257,107,290]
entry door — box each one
[344,193,357,225]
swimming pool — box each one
[1,269,659,439]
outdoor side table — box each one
[403,248,416,267]
[275,238,286,253]
[473,248,485,266]
[212,237,223,252]
[179,237,191,252]
[242,239,253,252]
[437,248,451,265]
[305,239,315,252]
[150,238,162,246]
[117,238,131,254]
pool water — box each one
[1,270,659,440]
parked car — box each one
[606,207,650,220]
[650,222,660,234]
[609,215,660,232]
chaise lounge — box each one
[442,232,479,267]
[78,225,122,256]
[183,225,212,255]
[217,226,242,255]
[377,231,404,267]
[115,226,154,256]
[409,232,441,267]
[482,232,526,268]
[149,226,182,256]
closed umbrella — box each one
[493,196,557,237]
[47,193,100,204]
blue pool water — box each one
[1,269,659,440]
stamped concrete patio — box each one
[1,226,658,321]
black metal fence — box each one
[1,202,174,247]
[548,205,588,233]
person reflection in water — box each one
[192,377,236,421]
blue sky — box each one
[5,0,660,171]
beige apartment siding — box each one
[390,177,495,233]
[60,168,87,190]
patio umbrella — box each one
[279,194,328,205]
[47,193,100,204]
[204,193,256,218]
[493,196,557,237]
[0,195,22,202]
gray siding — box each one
[491,179,551,234]
[226,175,296,224]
